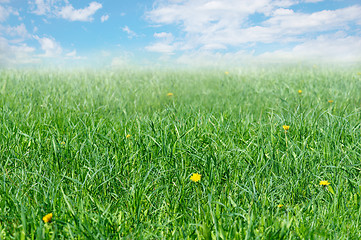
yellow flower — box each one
[277,204,284,208]
[43,213,53,223]
[126,134,131,139]
[298,90,302,94]
[319,180,330,186]
[190,173,201,182]
[225,71,229,75]
[61,141,65,145]
[328,100,334,103]
[282,125,290,131]
[167,93,174,96]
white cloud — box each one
[65,49,76,57]
[5,23,30,39]
[171,32,361,67]
[122,26,137,39]
[0,6,9,22]
[30,0,58,15]
[0,36,38,66]
[259,33,361,62]
[31,0,48,15]
[154,32,173,39]
[146,32,176,54]
[147,0,297,31]
[146,1,361,61]
[64,49,86,60]
[30,1,102,21]
[173,50,252,67]
[266,5,361,33]
[0,5,18,22]
[145,42,176,54]
[303,0,324,3]
[59,2,102,21]
[34,35,62,57]
[100,14,109,22]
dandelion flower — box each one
[277,204,284,208]
[167,93,174,97]
[328,100,334,103]
[43,213,53,223]
[298,90,302,94]
[282,125,290,131]
[225,71,229,75]
[190,173,201,182]
[319,180,330,186]
[126,134,131,139]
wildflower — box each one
[61,141,65,145]
[225,71,229,75]
[298,90,302,94]
[282,125,290,131]
[319,180,330,186]
[277,204,284,208]
[328,100,334,103]
[126,134,131,139]
[43,213,53,223]
[167,93,174,96]
[190,173,201,182]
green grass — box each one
[1,66,361,239]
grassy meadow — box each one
[1,66,361,239]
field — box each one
[1,66,361,239]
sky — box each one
[0,0,361,67]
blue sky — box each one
[0,0,360,67]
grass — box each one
[1,66,361,239]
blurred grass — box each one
[0,66,361,239]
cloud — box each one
[34,35,62,57]
[0,36,38,66]
[147,0,301,50]
[4,23,30,39]
[30,0,53,15]
[0,6,9,22]
[29,1,102,21]
[147,0,297,30]
[59,2,102,21]
[146,32,176,54]
[154,32,173,40]
[0,5,19,22]
[259,33,361,62]
[145,42,176,54]
[100,14,109,22]
[171,32,361,67]
[303,0,324,3]
[146,0,361,62]
[174,50,252,67]
[65,49,85,60]
[265,5,361,34]
[122,26,137,39]
[65,50,76,57]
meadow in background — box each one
[1,66,361,239]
